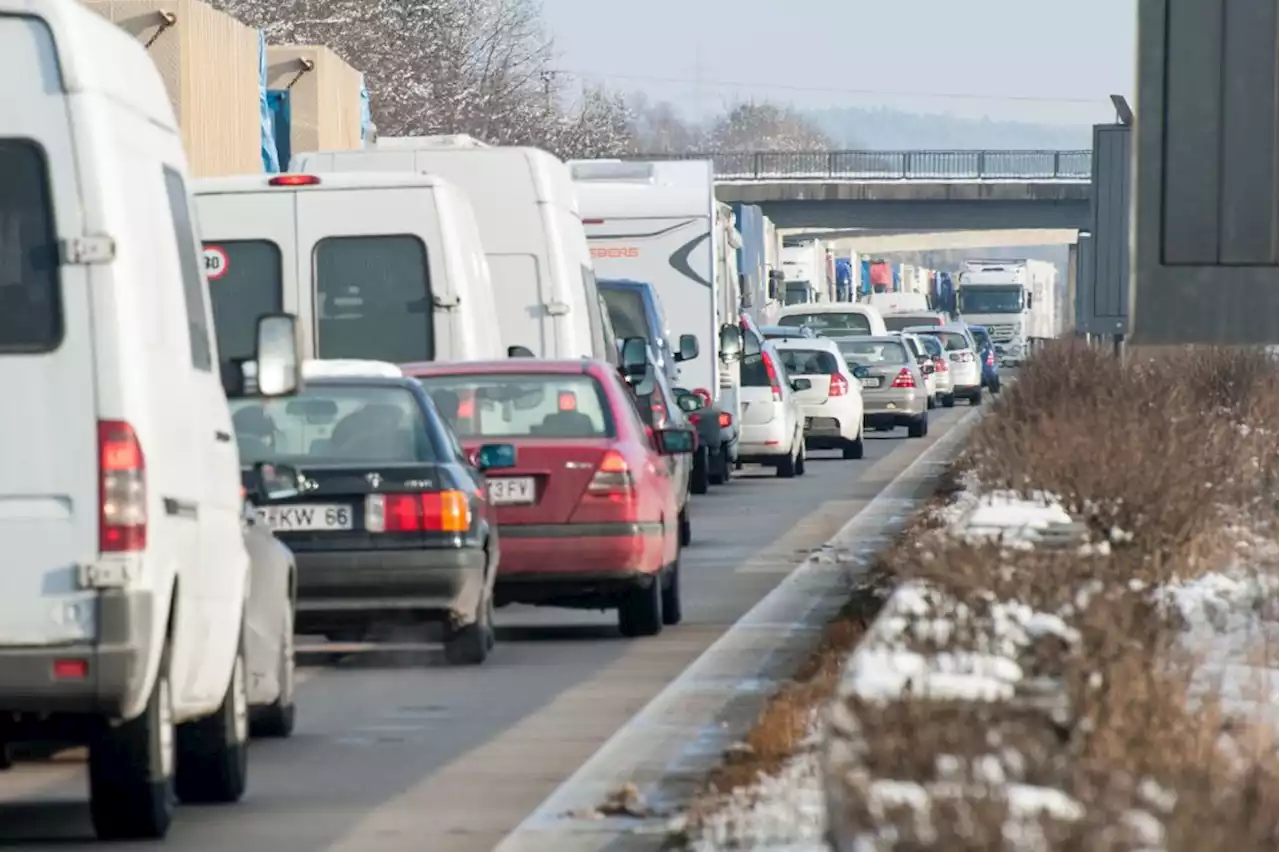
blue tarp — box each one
[859,259,872,296]
[267,91,292,169]
[257,32,280,173]
[358,75,372,145]
[834,258,852,301]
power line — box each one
[548,68,1106,107]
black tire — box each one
[776,446,797,478]
[969,391,983,406]
[618,573,663,637]
[842,433,865,460]
[927,394,936,409]
[907,413,929,438]
[660,556,683,626]
[89,650,175,840]
[708,446,730,485]
[174,645,249,805]
[678,507,692,547]
[942,394,956,408]
[250,604,296,739]
[443,592,494,666]
[690,448,710,494]
[795,441,807,476]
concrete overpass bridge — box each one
[629,150,1094,230]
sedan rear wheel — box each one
[618,573,663,637]
[660,553,683,626]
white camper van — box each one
[194,172,504,366]
[0,0,303,838]
[570,159,744,480]
[293,137,616,362]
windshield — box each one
[883,314,941,332]
[918,331,971,352]
[837,339,909,366]
[315,235,433,363]
[783,282,811,305]
[778,311,871,335]
[204,240,283,365]
[777,348,841,375]
[957,286,1024,314]
[415,373,615,439]
[600,286,649,339]
[230,384,433,466]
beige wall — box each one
[83,0,261,177]
[266,45,363,163]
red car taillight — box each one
[99,420,146,553]
[890,368,916,389]
[985,351,995,366]
[762,351,783,401]
[828,373,849,397]
[366,491,470,533]
[934,357,948,373]
[718,411,733,428]
[587,451,634,501]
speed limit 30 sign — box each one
[203,245,229,281]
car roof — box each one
[838,336,906,346]
[771,337,842,353]
[302,359,403,380]
[401,358,602,377]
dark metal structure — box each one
[631,150,1093,182]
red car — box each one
[401,359,696,637]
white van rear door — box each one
[0,14,101,644]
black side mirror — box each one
[252,461,300,502]
[655,426,696,455]
[508,345,536,358]
[677,394,703,413]
[718,324,744,361]
[620,337,649,377]
[675,334,699,363]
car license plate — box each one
[487,477,536,506]
[258,504,352,532]
[861,377,881,388]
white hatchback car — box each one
[773,338,866,459]
[893,332,939,407]
[736,340,809,477]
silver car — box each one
[904,324,983,406]
[915,333,955,406]
[835,336,933,438]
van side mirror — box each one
[718,324,743,360]
[675,334,699,363]
[620,337,649,377]
[655,426,696,455]
[508,345,536,358]
[239,314,301,399]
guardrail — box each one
[629,150,1094,181]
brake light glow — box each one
[587,450,634,500]
[692,388,713,407]
[718,411,733,428]
[53,658,88,680]
[582,218,605,225]
[457,396,476,418]
[829,373,849,397]
[99,420,146,553]
[985,351,995,366]
[762,351,783,401]
[890,368,916,389]
[268,174,321,187]
[688,413,701,425]
[934,357,948,373]
[365,491,471,533]
[558,391,578,412]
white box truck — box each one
[955,259,1060,365]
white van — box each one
[194,171,505,366]
[0,0,301,839]
[294,138,616,363]
[775,302,889,338]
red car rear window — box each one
[415,373,616,439]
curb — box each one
[494,409,982,852]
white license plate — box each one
[258,503,352,532]
[487,477,536,506]
[861,377,881,388]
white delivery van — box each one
[775,302,889,338]
[0,0,302,839]
[293,137,616,362]
[195,172,504,366]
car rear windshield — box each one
[920,331,970,352]
[600,286,649,339]
[315,235,433,363]
[777,348,840,375]
[777,311,871,335]
[883,314,940,332]
[918,335,944,356]
[838,339,909,366]
[204,240,282,364]
[416,373,615,439]
[230,384,434,465]
[0,140,61,351]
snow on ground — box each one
[677,482,1278,851]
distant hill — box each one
[806,106,1094,150]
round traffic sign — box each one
[203,245,229,281]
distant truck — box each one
[781,240,828,305]
[955,259,1059,366]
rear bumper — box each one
[804,413,860,447]
[293,546,488,629]
[739,420,792,460]
[952,382,982,397]
[495,522,665,606]
[0,590,154,719]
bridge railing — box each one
[628,150,1093,181]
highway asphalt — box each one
[0,405,977,851]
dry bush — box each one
[827,345,1279,852]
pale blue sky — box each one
[539,0,1137,126]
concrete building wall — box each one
[83,0,261,177]
[266,45,363,160]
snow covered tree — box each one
[704,101,834,152]
[627,94,703,154]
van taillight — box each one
[365,491,470,533]
[269,174,321,187]
[587,451,633,500]
[99,420,146,553]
